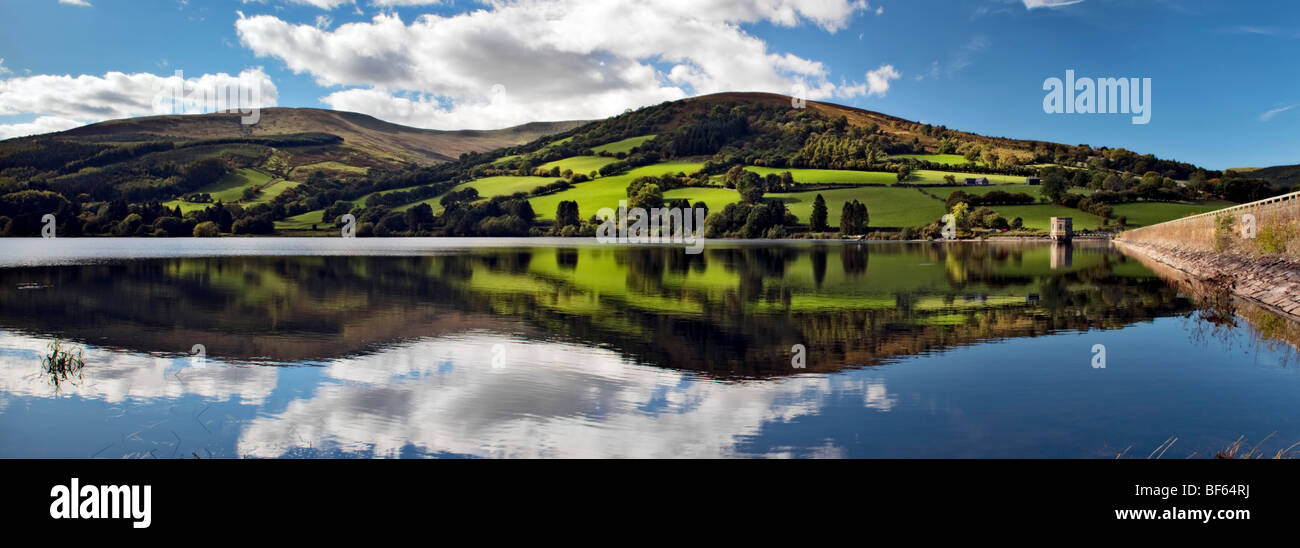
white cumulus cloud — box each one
[865,64,900,96]
[0,68,278,139]
[236,0,879,130]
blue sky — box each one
[0,0,1296,170]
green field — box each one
[662,187,743,215]
[529,162,707,221]
[278,208,326,230]
[545,136,575,148]
[987,204,1104,230]
[539,155,619,175]
[531,168,949,228]
[1110,201,1234,228]
[591,135,656,155]
[927,184,1043,199]
[163,200,217,215]
[741,167,896,185]
[163,168,275,213]
[271,156,1229,234]
[737,166,1028,187]
[247,180,301,205]
[889,154,981,167]
[398,175,558,213]
[909,170,1028,185]
[767,186,947,228]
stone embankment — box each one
[1115,240,1300,321]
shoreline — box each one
[1115,240,1300,322]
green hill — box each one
[0,92,1246,238]
[1235,164,1300,189]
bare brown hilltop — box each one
[57,107,589,165]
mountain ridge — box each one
[42,107,590,165]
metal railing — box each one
[1125,189,1300,233]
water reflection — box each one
[237,334,885,458]
[0,240,1297,458]
[0,242,1193,375]
[1050,241,1073,269]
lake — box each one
[1,238,1297,458]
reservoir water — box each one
[1,238,1297,458]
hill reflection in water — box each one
[1,240,1297,458]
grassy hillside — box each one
[400,175,558,214]
[58,108,587,165]
[591,135,656,154]
[538,155,619,175]
[992,205,1105,230]
[0,91,1240,238]
[889,154,981,167]
[161,167,274,213]
[742,167,1030,187]
[1237,164,1300,189]
[1109,201,1234,228]
[768,186,946,228]
[529,162,707,220]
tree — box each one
[981,148,999,167]
[152,217,186,237]
[692,201,709,223]
[1041,170,1069,204]
[231,216,274,235]
[0,190,71,236]
[506,198,536,222]
[182,158,227,189]
[840,200,868,234]
[404,203,435,232]
[1102,173,1126,192]
[629,183,663,211]
[780,171,795,191]
[555,200,580,227]
[374,211,409,236]
[810,194,829,232]
[737,171,765,203]
[724,165,746,188]
[193,221,220,237]
[116,213,144,236]
[950,202,970,232]
[765,173,781,192]
[897,164,912,182]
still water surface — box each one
[1,238,1297,458]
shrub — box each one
[152,216,186,237]
[1213,214,1234,252]
[231,216,274,235]
[117,213,144,235]
[1256,221,1296,254]
[193,221,220,237]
